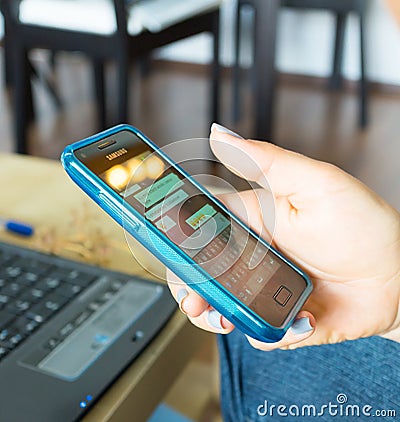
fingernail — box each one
[290,317,313,335]
[211,123,244,139]
[207,309,223,330]
[177,288,188,313]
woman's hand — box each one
[167,124,400,351]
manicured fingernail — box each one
[177,288,188,313]
[211,123,244,139]
[290,317,313,335]
[207,309,224,330]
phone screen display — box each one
[77,130,307,326]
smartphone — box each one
[61,125,312,342]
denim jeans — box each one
[218,330,400,421]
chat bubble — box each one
[155,215,176,233]
[145,189,189,221]
[185,203,217,230]
[181,213,230,257]
[134,173,183,208]
[123,183,141,197]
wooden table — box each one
[0,153,209,421]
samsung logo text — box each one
[106,148,128,161]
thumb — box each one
[210,123,330,201]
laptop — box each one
[0,241,176,421]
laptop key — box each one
[6,300,31,316]
[25,294,69,323]
[1,332,25,350]
[5,266,23,278]
[54,269,96,286]
[0,251,15,266]
[8,333,25,347]
[11,317,40,336]
[55,283,82,299]
[19,287,46,303]
[19,288,45,303]
[0,294,10,308]
[17,272,39,286]
[0,310,16,329]
[14,258,53,276]
[44,293,69,312]
[36,278,60,292]
[27,304,55,323]
[0,328,18,344]
[67,273,95,288]
[0,346,9,360]
[1,282,24,298]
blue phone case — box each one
[61,124,312,342]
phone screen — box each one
[76,130,307,326]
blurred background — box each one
[1,0,400,207]
[1,1,399,420]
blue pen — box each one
[0,218,34,237]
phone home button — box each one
[273,285,292,306]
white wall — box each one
[157,0,400,86]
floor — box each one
[1,51,399,211]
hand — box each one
[167,124,400,351]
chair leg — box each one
[4,29,13,89]
[13,47,31,154]
[211,11,221,124]
[93,59,107,130]
[24,61,36,123]
[330,12,346,90]
[49,51,57,69]
[10,47,34,123]
[117,53,129,123]
[253,0,279,141]
[359,14,368,128]
[232,3,242,123]
[138,55,152,78]
[29,60,62,110]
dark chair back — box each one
[113,0,129,37]
[281,0,366,13]
[3,0,222,153]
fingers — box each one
[166,269,235,334]
[167,267,314,345]
[245,311,316,351]
[186,308,235,334]
[210,124,332,205]
[216,189,276,244]
[166,269,209,317]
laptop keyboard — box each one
[0,245,125,362]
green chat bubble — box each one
[134,173,184,208]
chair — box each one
[5,0,222,154]
[233,0,368,130]
[1,0,62,117]
[0,1,10,87]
